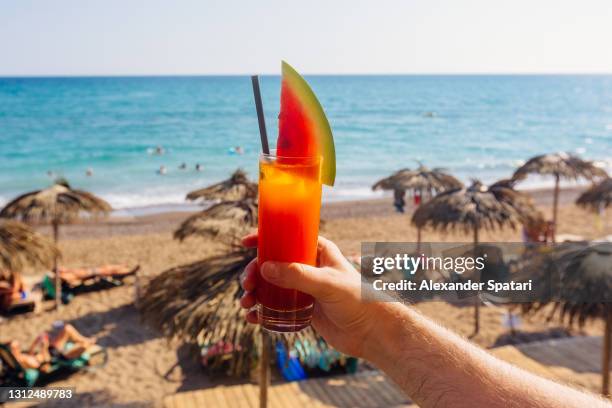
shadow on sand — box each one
[34,389,150,408]
[490,327,572,348]
[159,343,248,393]
[65,303,159,349]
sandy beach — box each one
[2,186,611,407]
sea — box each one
[1,75,611,215]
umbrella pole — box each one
[552,174,560,244]
[603,309,612,396]
[52,220,61,310]
[473,226,480,335]
[259,330,270,408]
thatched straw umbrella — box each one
[373,165,462,203]
[0,219,59,281]
[520,242,612,395]
[0,180,111,307]
[140,249,256,373]
[372,168,412,192]
[174,199,258,244]
[576,178,612,213]
[186,169,257,202]
[489,178,543,226]
[513,153,608,243]
[401,164,463,196]
[412,180,541,334]
[373,165,463,248]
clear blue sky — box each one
[2,0,611,76]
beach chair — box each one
[0,342,107,387]
[42,265,140,304]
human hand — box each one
[239,233,378,358]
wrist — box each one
[361,301,413,366]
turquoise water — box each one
[1,75,611,210]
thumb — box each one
[260,262,333,300]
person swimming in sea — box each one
[148,145,165,155]
[86,168,93,177]
[228,146,244,155]
[195,163,203,172]
[158,165,167,175]
[179,162,187,170]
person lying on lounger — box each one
[0,273,42,311]
[0,273,25,310]
[57,264,139,286]
[9,323,96,371]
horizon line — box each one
[1,71,612,79]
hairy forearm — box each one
[363,302,608,408]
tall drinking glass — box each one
[257,152,322,332]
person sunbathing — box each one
[0,273,25,309]
[9,323,95,371]
[57,264,138,286]
[0,273,41,311]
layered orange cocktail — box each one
[257,153,322,332]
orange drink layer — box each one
[257,153,322,332]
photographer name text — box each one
[372,279,533,293]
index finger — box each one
[316,235,346,268]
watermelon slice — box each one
[277,61,336,186]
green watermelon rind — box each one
[282,61,336,186]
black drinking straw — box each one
[251,75,270,154]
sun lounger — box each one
[41,265,140,304]
[0,342,107,387]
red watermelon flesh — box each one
[276,61,336,186]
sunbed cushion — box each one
[23,368,39,387]
[41,275,74,304]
